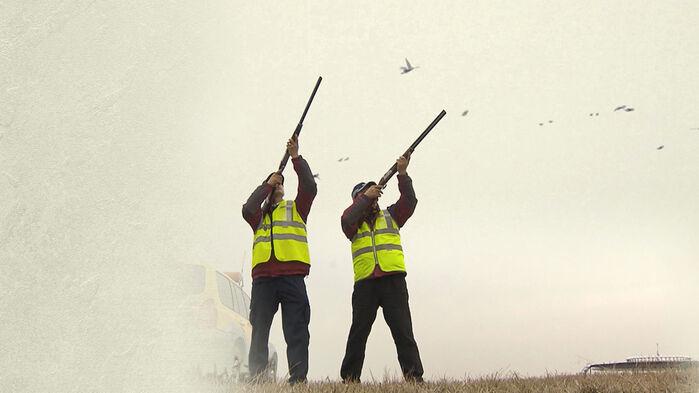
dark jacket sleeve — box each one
[341,195,373,240]
[242,182,273,231]
[292,155,317,223]
[387,174,417,228]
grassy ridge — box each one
[206,370,698,393]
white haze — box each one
[1,1,698,391]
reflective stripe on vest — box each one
[252,200,310,268]
[350,209,405,282]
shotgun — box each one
[377,110,446,187]
[276,76,323,173]
[265,76,322,211]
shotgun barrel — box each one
[276,76,323,173]
[378,110,446,187]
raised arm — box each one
[341,184,382,239]
[289,137,317,223]
[387,155,417,227]
[242,172,282,231]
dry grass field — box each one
[203,369,698,393]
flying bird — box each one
[614,105,627,111]
[462,110,469,116]
[338,157,349,162]
[657,145,664,150]
[313,173,320,179]
[548,120,553,123]
[624,108,635,112]
[538,123,544,126]
[400,58,419,74]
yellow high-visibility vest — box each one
[350,209,405,282]
[252,200,310,268]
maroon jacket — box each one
[340,174,417,279]
[242,156,317,281]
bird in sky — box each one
[400,58,419,74]
[624,107,635,112]
[313,173,320,179]
[337,157,349,162]
[462,110,469,116]
[657,145,664,150]
[614,105,627,111]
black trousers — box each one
[340,274,424,382]
[248,276,310,383]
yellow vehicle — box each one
[183,263,277,382]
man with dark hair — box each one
[339,154,424,383]
[242,136,316,384]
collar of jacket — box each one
[362,205,381,227]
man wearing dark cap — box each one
[339,155,424,383]
[242,136,316,384]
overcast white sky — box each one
[1,1,698,390]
